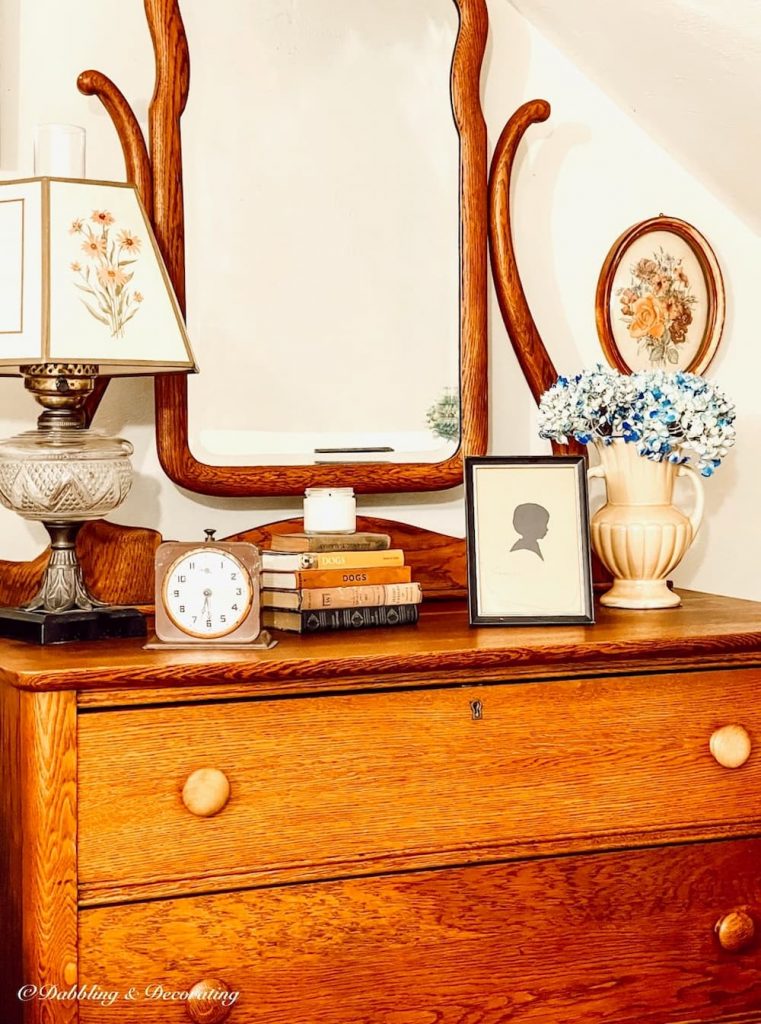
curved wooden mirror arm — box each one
[0,519,467,609]
[488,99,582,458]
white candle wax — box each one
[303,488,356,535]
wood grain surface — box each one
[152,0,489,495]
[1,592,760,700]
[77,667,761,902]
[0,517,465,611]
[19,690,78,1024]
[78,837,761,1023]
[0,519,163,610]
[0,684,23,1024]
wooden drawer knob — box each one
[715,908,756,952]
[710,725,752,768]
[186,979,234,1022]
[182,768,230,817]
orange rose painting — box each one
[616,248,697,366]
[69,213,144,338]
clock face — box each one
[162,547,254,639]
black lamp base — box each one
[0,605,147,645]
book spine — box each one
[265,566,411,589]
[271,533,391,552]
[301,604,420,633]
[299,583,422,610]
[310,549,404,569]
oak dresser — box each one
[3,590,761,1024]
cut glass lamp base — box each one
[0,605,146,645]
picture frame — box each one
[595,215,725,375]
[465,456,594,626]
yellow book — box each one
[261,548,405,572]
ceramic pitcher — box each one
[588,440,704,609]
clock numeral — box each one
[192,616,198,623]
[220,615,226,624]
[179,605,186,613]
[173,589,180,598]
[177,575,187,583]
[235,588,242,596]
[206,619,212,628]
[188,561,195,570]
[230,572,238,580]
[232,604,239,612]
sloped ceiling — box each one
[508,0,761,234]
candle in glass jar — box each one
[303,488,356,535]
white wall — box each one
[0,0,758,599]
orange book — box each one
[260,565,412,590]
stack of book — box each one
[260,531,422,634]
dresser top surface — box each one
[1,589,760,696]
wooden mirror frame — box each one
[79,0,489,496]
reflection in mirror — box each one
[181,0,461,466]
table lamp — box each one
[0,177,196,644]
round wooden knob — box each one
[186,979,234,1023]
[181,768,230,817]
[715,908,756,953]
[710,725,752,769]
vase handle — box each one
[677,463,705,539]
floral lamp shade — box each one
[0,177,196,375]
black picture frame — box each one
[464,456,594,626]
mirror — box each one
[152,0,488,495]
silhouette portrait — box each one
[510,502,550,561]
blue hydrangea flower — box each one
[537,365,736,475]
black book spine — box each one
[300,603,420,633]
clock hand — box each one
[201,587,212,620]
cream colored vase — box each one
[588,441,705,609]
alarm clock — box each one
[153,529,271,647]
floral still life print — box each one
[596,218,724,377]
[617,248,697,368]
[69,211,144,338]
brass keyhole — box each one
[470,699,483,721]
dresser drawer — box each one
[79,837,761,1023]
[78,669,761,899]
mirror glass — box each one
[181,0,461,466]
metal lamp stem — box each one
[24,522,105,613]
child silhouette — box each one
[510,502,550,561]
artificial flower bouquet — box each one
[537,366,736,476]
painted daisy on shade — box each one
[70,210,144,338]
[81,235,106,258]
[97,264,128,289]
[117,229,141,253]
[91,209,115,226]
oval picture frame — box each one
[595,216,725,376]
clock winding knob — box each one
[182,768,231,817]
[710,725,752,769]
[715,908,756,953]
[186,979,234,1022]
